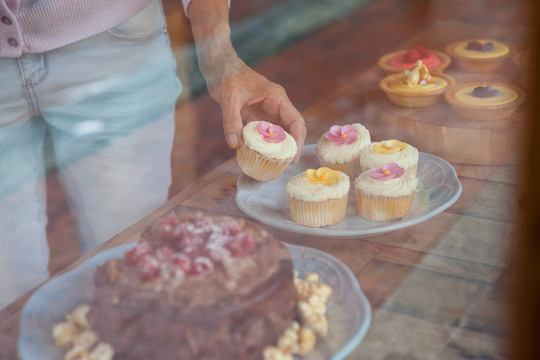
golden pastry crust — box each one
[444,81,525,121]
[379,73,455,107]
[445,40,516,72]
[378,50,452,75]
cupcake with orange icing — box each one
[286,167,350,227]
[359,140,419,176]
[237,121,297,181]
[355,162,418,221]
[316,123,371,179]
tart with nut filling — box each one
[445,39,516,72]
[379,60,455,107]
[444,81,525,121]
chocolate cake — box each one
[87,212,297,360]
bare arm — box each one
[186,0,306,162]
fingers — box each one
[221,99,243,149]
[278,99,307,163]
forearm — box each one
[187,0,241,90]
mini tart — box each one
[444,82,525,121]
[237,121,297,181]
[512,50,530,69]
[355,170,418,222]
[378,50,452,75]
[286,169,350,227]
[379,73,455,107]
[316,123,371,179]
[445,39,516,72]
[512,50,531,88]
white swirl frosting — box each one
[286,170,350,202]
[242,121,297,159]
[359,141,418,170]
[316,123,371,164]
[355,170,418,196]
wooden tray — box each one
[362,88,525,165]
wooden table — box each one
[0,0,526,359]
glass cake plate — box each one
[236,144,462,238]
[18,243,371,360]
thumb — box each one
[221,101,243,149]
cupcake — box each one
[316,123,371,178]
[355,163,418,221]
[445,39,516,72]
[379,60,455,107]
[237,121,297,181]
[359,140,419,176]
[378,44,452,75]
[286,167,350,227]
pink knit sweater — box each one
[0,0,193,58]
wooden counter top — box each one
[0,0,528,358]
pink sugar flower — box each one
[368,162,405,180]
[257,121,286,143]
[325,125,358,146]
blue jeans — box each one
[0,0,182,309]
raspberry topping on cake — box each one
[125,213,259,283]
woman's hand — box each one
[206,54,306,162]
[187,0,306,162]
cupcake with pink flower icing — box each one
[316,123,371,179]
[355,162,418,221]
[287,167,350,227]
[359,139,419,176]
[237,121,297,181]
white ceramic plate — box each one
[18,243,371,360]
[236,144,462,238]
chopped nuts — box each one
[308,313,329,337]
[309,282,332,301]
[303,272,320,283]
[64,346,89,360]
[66,304,91,329]
[298,327,316,355]
[72,330,98,349]
[263,346,294,360]
[53,322,79,348]
[277,321,300,354]
[89,343,114,360]
[269,272,332,358]
[307,294,326,314]
[53,304,115,360]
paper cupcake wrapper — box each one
[237,143,293,181]
[355,189,415,221]
[317,155,362,179]
[288,195,348,227]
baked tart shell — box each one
[445,41,517,73]
[444,81,525,121]
[379,73,456,107]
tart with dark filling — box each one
[444,81,525,120]
[445,39,516,72]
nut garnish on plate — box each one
[264,271,332,359]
